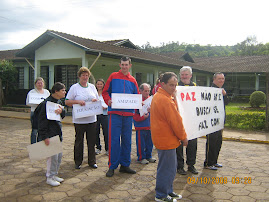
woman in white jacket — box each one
[26,77,50,144]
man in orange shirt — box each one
[151,72,188,202]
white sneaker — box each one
[46,178,60,186]
[53,176,64,183]
[105,151,109,156]
[95,149,101,155]
[140,159,149,164]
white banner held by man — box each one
[139,96,153,117]
[111,93,142,109]
[176,86,225,140]
[28,93,47,104]
[46,101,64,121]
[27,136,63,162]
[73,101,103,119]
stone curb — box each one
[1,115,269,144]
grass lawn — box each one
[226,102,266,113]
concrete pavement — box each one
[0,110,269,201]
[1,109,269,144]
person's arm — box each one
[37,102,50,142]
[164,98,188,142]
[26,90,37,107]
[65,85,86,106]
[102,74,113,106]
[133,109,147,122]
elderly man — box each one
[133,83,155,164]
[151,72,188,202]
[204,72,228,170]
[177,66,198,175]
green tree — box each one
[0,60,18,105]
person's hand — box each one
[92,98,97,102]
[55,106,62,114]
[182,138,188,147]
[143,113,149,119]
[77,100,86,106]
[44,138,50,146]
[222,89,226,96]
[108,100,112,107]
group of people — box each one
[26,56,228,202]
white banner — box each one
[46,101,64,121]
[139,96,153,116]
[73,101,103,119]
[111,93,142,109]
[29,94,48,104]
[27,136,63,162]
[176,86,225,140]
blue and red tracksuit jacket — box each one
[133,97,150,130]
[102,70,139,116]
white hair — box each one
[180,66,192,74]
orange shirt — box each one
[150,88,187,150]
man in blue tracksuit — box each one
[133,83,156,164]
[102,56,140,177]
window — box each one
[17,67,24,89]
[147,73,154,87]
[55,65,78,89]
[135,73,142,86]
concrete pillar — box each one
[34,60,41,79]
[192,73,197,83]
[206,75,211,87]
[49,64,55,89]
[24,65,29,89]
[255,74,260,91]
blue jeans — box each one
[30,112,39,144]
[156,149,177,199]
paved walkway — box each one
[0,110,269,201]
[1,110,269,144]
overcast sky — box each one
[0,0,268,50]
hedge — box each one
[225,112,266,130]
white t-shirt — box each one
[26,89,50,112]
[97,93,108,115]
[66,82,98,124]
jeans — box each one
[155,149,177,199]
[95,114,108,151]
[30,111,40,144]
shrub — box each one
[249,91,266,107]
[225,112,265,130]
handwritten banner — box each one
[139,96,153,117]
[73,101,103,119]
[176,86,225,140]
[111,93,142,109]
[46,101,64,121]
[29,94,48,104]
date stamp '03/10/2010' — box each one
[187,177,252,185]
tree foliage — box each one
[0,60,18,104]
[140,36,269,58]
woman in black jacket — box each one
[36,82,66,187]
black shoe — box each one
[75,165,81,169]
[188,166,198,174]
[177,168,186,175]
[106,169,114,177]
[89,164,98,169]
[119,166,136,174]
